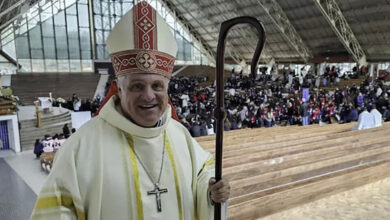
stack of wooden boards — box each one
[0,99,16,115]
[196,122,390,219]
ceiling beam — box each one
[172,0,274,63]
[159,0,216,62]
[313,0,367,66]
[289,4,390,20]
[288,5,390,29]
[255,0,313,62]
[188,1,249,64]
[164,0,255,64]
[228,0,274,62]
[0,0,28,19]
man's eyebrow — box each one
[152,80,165,84]
[129,79,145,83]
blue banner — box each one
[0,120,9,150]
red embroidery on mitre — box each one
[134,1,157,50]
[111,49,175,78]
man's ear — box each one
[115,80,122,98]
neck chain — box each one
[132,132,166,186]
[130,132,168,212]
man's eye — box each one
[130,84,144,91]
[152,83,164,91]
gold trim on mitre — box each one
[111,49,175,78]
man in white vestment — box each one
[353,107,375,130]
[31,2,230,220]
[370,105,382,127]
[179,93,190,108]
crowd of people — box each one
[168,66,390,137]
[33,124,76,172]
[51,93,102,115]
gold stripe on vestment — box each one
[33,193,86,220]
[165,132,184,220]
[121,134,136,219]
[126,134,144,220]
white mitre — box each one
[106,1,178,78]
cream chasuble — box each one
[31,96,215,220]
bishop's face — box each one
[117,73,169,127]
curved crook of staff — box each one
[214,16,265,220]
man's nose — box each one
[143,86,156,101]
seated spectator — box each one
[370,105,382,127]
[73,98,81,111]
[200,121,208,136]
[42,135,54,153]
[63,124,70,138]
[353,107,375,130]
[166,70,387,132]
[347,105,359,122]
[264,109,275,127]
[383,106,390,122]
[230,118,238,130]
[189,121,201,137]
[33,139,43,158]
[320,106,331,124]
[224,118,231,131]
[357,92,365,107]
[206,123,214,135]
[57,134,67,147]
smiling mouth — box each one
[139,104,158,109]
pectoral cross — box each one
[147,184,168,212]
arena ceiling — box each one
[161,0,390,64]
[1,0,390,64]
[0,0,39,30]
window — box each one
[79,27,91,52]
[65,0,76,8]
[29,27,42,50]
[122,2,133,14]
[40,2,53,22]
[97,45,105,60]
[78,4,89,27]
[183,40,192,61]
[68,38,80,59]
[15,35,30,59]
[17,22,28,36]
[66,15,78,38]
[70,59,81,72]
[175,34,184,61]
[81,59,93,72]
[54,11,66,26]
[94,1,101,14]
[45,59,58,72]
[2,40,16,60]
[42,19,54,37]
[18,59,32,72]
[58,59,69,72]
[55,26,68,59]
[32,59,45,72]
[66,4,77,15]
[378,62,390,70]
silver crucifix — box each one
[147,184,168,212]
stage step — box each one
[19,110,73,151]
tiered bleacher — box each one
[196,122,390,219]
